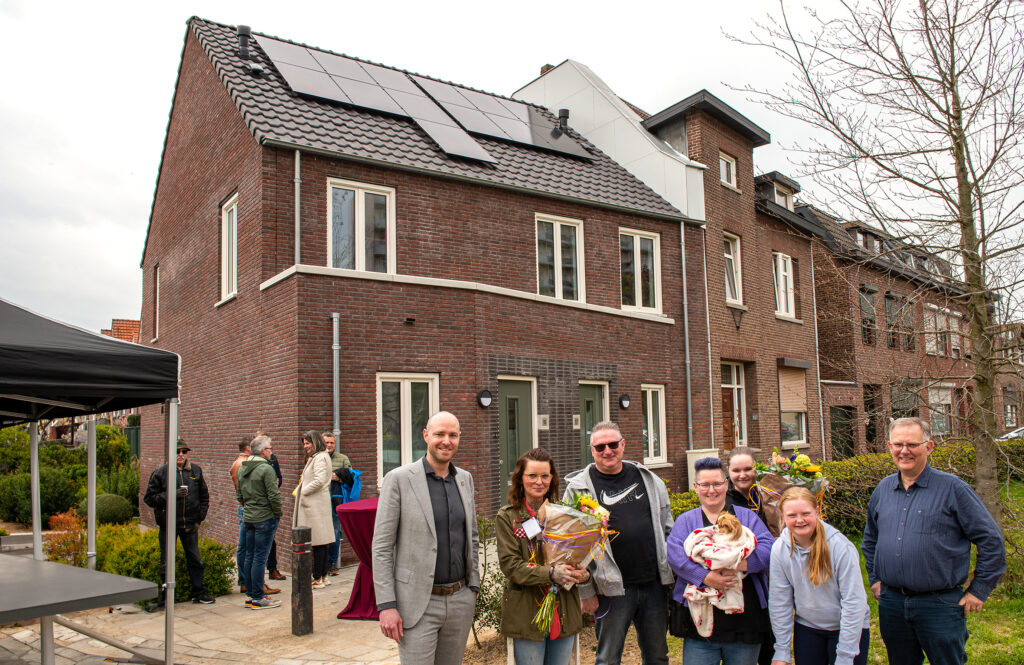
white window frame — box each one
[780,411,807,447]
[773,252,796,317]
[774,185,794,210]
[928,384,954,436]
[1005,403,1018,429]
[724,233,743,305]
[619,227,662,313]
[719,152,737,187]
[535,213,586,302]
[640,384,667,465]
[327,178,397,274]
[375,372,440,484]
[722,362,747,447]
[220,194,238,301]
[924,304,956,357]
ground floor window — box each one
[778,367,807,447]
[377,372,439,479]
[721,362,746,449]
[928,385,953,436]
[641,384,666,464]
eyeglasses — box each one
[694,481,728,490]
[591,439,622,453]
[524,473,552,482]
[889,442,925,451]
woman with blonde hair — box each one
[769,487,870,665]
[293,430,335,588]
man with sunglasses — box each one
[862,417,1005,665]
[563,421,673,665]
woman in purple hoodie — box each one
[667,457,775,665]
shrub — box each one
[96,425,130,470]
[0,425,30,474]
[0,467,79,524]
[39,442,87,468]
[44,510,87,567]
[472,514,506,643]
[96,524,233,603]
[668,490,701,519]
[78,493,135,524]
[0,528,9,537]
[97,461,140,516]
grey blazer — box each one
[371,458,479,628]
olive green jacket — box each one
[496,504,583,641]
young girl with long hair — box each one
[768,487,870,665]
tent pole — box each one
[30,423,55,665]
[165,398,178,665]
[87,417,97,570]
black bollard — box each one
[291,526,313,636]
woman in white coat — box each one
[294,430,335,588]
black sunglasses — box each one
[591,439,622,453]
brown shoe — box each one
[328,567,340,576]
[239,585,246,594]
[264,584,281,595]
[268,569,286,581]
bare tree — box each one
[735,0,1024,519]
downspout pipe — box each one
[810,242,827,456]
[680,223,694,448]
[702,227,716,449]
[294,150,302,266]
[332,313,341,441]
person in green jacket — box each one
[236,435,283,609]
[496,448,588,665]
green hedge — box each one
[78,493,135,525]
[0,467,80,524]
[669,489,701,519]
[96,524,234,603]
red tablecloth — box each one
[336,497,379,620]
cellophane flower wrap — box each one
[531,492,616,637]
[753,448,829,536]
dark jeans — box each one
[242,518,279,601]
[878,586,968,665]
[267,539,278,571]
[328,508,341,567]
[235,507,246,582]
[312,543,330,579]
[793,621,870,665]
[157,524,205,600]
[594,580,669,665]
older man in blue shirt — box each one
[862,417,1005,665]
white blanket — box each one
[682,523,757,637]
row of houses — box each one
[137,18,1023,558]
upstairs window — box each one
[859,286,877,345]
[328,178,396,273]
[537,214,584,301]
[620,228,661,312]
[724,233,743,305]
[773,252,796,317]
[221,194,238,300]
[885,294,913,351]
[891,381,920,419]
[774,185,794,210]
[925,305,958,357]
[719,152,737,187]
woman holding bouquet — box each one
[667,457,774,665]
[496,448,589,665]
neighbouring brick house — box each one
[799,207,975,454]
[519,68,827,461]
[994,323,1024,435]
[138,18,709,562]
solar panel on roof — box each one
[331,76,404,116]
[311,51,376,83]
[274,62,350,105]
[257,36,322,70]
[416,120,496,162]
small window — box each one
[328,178,396,273]
[377,373,439,479]
[221,194,238,300]
[620,228,661,312]
[641,385,667,465]
[537,214,584,301]
[773,252,795,317]
[929,386,953,436]
[724,233,743,305]
[719,152,737,187]
[722,362,747,446]
[859,286,876,345]
[774,185,793,210]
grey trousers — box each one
[397,586,475,665]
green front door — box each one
[579,383,606,466]
[499,379,534,490]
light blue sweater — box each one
[769,523,870,665]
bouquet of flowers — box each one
[531,492,616,637]
[754,449,829,536]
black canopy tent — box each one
[0,297,182,665]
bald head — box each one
[425,410,460,431]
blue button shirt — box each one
[862,465,1005,600]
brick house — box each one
[518,67,827,461]
[138,18,709,558]
[993,323,1024,436]
[798,207,975,454]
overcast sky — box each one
[0,0,813,332]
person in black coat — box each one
[143,439,213,611]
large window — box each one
[924,305,959,357]
[328,178,396,273]
[779,368,808,447]
[377,373,439,479]
[537,214,584,301]
[724,233,743,305]
[929,386,953,436]
[773,252,795,317]
[719,152,737,187]
[721,362,746,447]
[885,294,913,351]
[891,381,920,419]
[641,384,666,464]
[620,228,660,312]
[221,194,238,300]
[860,285,877,346]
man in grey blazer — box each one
[372,411,479,665]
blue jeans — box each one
[878,586,968,665]
[235,507,247,584]
[513,635,576,665]
[243,518,279,601]
[328,507,341,567]
[793,621,870,665]
[594,580,669,665]
[682,639,760,665]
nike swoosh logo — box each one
[601,483,644,505]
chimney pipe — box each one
[558,108,569,131]
[540,64,555,75]
[237,25,251,60]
